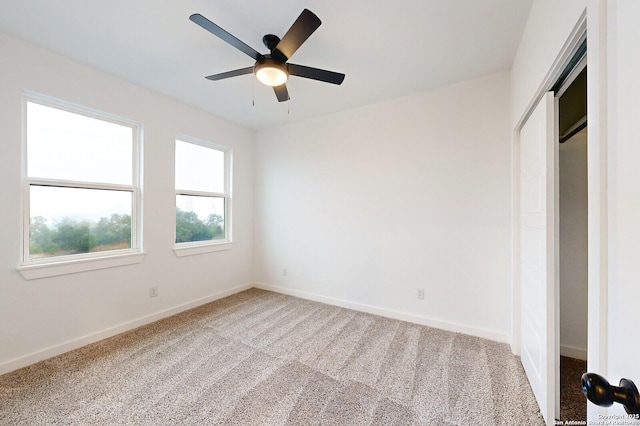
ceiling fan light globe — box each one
[256,66,288,87]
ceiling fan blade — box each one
[272,9,321,63]
[273,84,290,102]
[205,67,254,81]
[190,13,264,61]
[288,64,345,85]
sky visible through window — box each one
[27,101,133,225]
[30,186,132,223]
[175,140,224,193]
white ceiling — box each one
[0,0,533,130]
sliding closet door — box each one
[520,91,558,425]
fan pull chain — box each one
[252,78,255,107]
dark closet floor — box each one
[560,356,587,422]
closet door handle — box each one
[582,372,640,415]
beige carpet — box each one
[0,289,544,425]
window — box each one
[20,95,142,278]
[174,137,231,256]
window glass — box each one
[175,138,229,247]
[175,195,225,243]
[175,140,224,193]
[27,102,133,185]
[29,186,132,259]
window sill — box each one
[18,252,145,280]
[173,241,233,257]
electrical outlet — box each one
[282,268,288,277]
[417,288,425,299]
[149,286,159,298]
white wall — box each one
[0,32,255,373]
[606,0,640,416]
[254,72,512,341]
[511,0,586,127]
[559,129,588,360]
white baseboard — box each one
[0,282,253,375]
[561,344,587,360]
[254,283,509,344]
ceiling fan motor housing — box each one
[262,34,281,51]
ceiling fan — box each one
[189,9,345,102]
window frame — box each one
[173,134,232,257]
[18,93,144,279]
